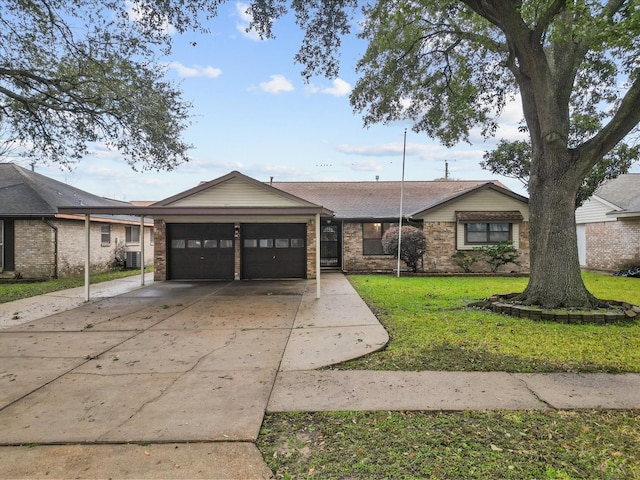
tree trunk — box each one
[518,152,601,308]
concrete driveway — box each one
[0,273,388,478]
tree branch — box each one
[579,76,640,161]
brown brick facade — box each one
[586,219,640,271]
[341,220,530,274]
[306,218,317,279]
[154,219,167,281]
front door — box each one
[320,221,341,268]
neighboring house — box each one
[575,173,640,272]
[58,170,529,281]
[0,163,154,279]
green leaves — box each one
[1,0,200,169]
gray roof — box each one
[595,173,640,214]
[0,163,132,218]
[271,179,525,219]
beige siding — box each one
[415,189,528,251]
[575,197,617,224]
[166,177,310,208]
[416,189,529,222]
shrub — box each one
[476,241,521,273]
[382,226,426,272]
[451,250,480,273]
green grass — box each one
[0,267,152,304]
[258,410,640,479]
[256,273,640,478]
[341,273,640,373]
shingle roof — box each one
[271,180,521,219]
[594,174,640,214]
[0,163,131,217]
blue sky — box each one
[24,2,636,202]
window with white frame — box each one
[101,224,111,245]
[125,225,140,244]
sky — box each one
[15,2,638,202]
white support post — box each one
[316,213,321,299]
[140,216,145,286]
[84,214,91,302]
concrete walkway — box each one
[0,273,638,479]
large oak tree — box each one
[249,0,640,308]
[0,0,225,170]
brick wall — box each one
[14,219,56,278]
[342,220,530,274]
[154,219,167,281]
[306,218,317,279]
[13,218,154,279]
[586,219,640,271]
[423,222,458,271]
[342,222,398,273]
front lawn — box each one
[342,273,640,373]
[258,410,639,479]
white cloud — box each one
[345,159,385,172]
[338,142,445,161]
[235,2,263,41]
[321,78,352,97]
[259,74,294,94]
[167,62,222,79]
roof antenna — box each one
[270,176,273,185]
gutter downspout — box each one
[43,218,58,279]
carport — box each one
[58,171,333,300]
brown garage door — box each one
[167,223,234,280]
[241,223,306,279]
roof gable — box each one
[156,170,324,209]
[593,174,640,214]
[412,182,529,217]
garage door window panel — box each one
[275,239,289,248]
